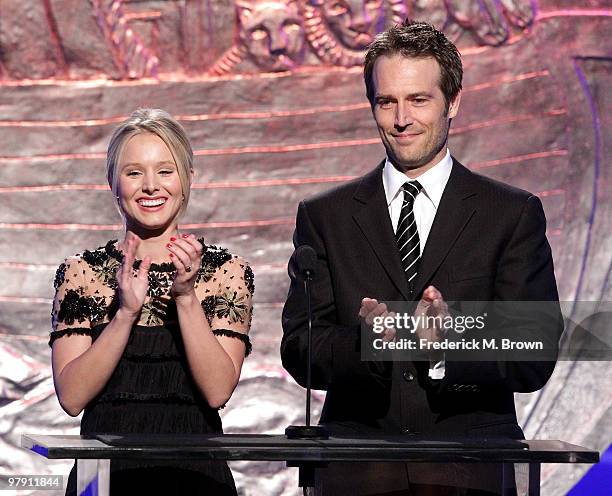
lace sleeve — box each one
[201,255,254,355]
[49,256,105,347]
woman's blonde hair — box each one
[106,108,194,219]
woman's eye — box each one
[126,170,141,177]
[159,170,174,176]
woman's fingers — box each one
[126,235,138,262]
[173,237,198,259]
[167,235,201,274]
[168,252,185,273]
[121,238,135,283]
[138,255,152,279]
[119,235,149,290]
[167,242,191,271]
[181,233,203,255]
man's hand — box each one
[359,298,396,342]
[414,286,448,361]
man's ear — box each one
[448,91,461,119]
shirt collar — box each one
[382,149,453,208]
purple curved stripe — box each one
[523,57,605,434]
[570,58,603,312]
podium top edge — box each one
[21,434,599,464]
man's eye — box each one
[377,100,392,108]
[413,98,428,105]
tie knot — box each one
[402,181,422,200]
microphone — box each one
[286,245,329,441]
[295,245,317,279]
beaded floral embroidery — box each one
[56,288,107,326]
[53,240,253,332]
[214,290,250,324]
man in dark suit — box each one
[281,20,562,495]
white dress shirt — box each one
[382,149,453,379]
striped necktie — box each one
[396,181,423,287]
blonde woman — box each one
[51,108,253,495]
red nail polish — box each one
[169,253,174,257]
[170,237,176,241]
[166,243,172,248]
[182,234,189,238]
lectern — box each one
[22,434,599,496]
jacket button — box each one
[403,371,414,382]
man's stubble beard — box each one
[384,122,450,174]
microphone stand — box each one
[285,248,329,495]
[285,268,329,440]
[304,268,314,430]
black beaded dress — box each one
[49,240,254,496]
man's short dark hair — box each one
[364,20,463,111]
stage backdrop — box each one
[0,1,610,494]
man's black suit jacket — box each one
[281,158,562,438]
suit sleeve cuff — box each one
[428,358,446,380]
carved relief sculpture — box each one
[301,0,406,66]
[0,0,159,80]
[209,0,305,75]
[444,0,535,46]
[91,0,159,78]
[0,0,541,80]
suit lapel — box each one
[412,160,478,298]
[352,162,411,300]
